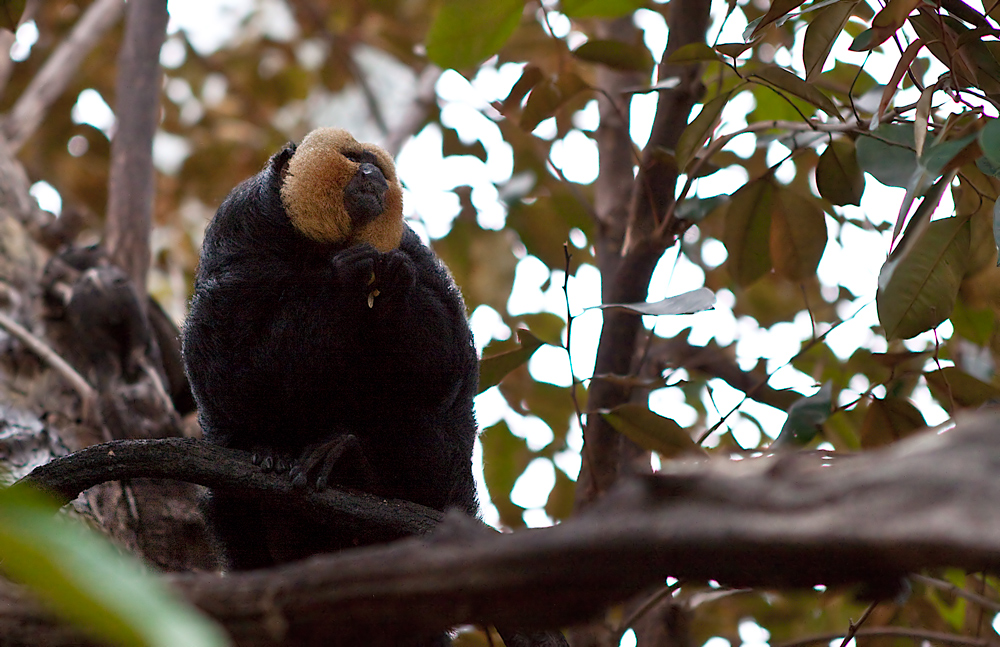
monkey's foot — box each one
[250,446,294,474]
[290,433,380,491]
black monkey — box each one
[182,128,479,570]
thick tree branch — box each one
[578,0,713,507]
[105,0,168,297]
[9,417,1000,644]
[1,0,125,153]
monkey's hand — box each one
[369,249,416,309]
[289,433,380,491]
[330,245,380,298]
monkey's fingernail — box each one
[262,456,274,471]
[292,473,307,489]
[367,271,376,286]
[368,289,380,308]
[251,453,262,466]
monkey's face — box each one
[279,128,404,252]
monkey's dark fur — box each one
[182,128,479,573]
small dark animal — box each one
[182,128,479,570]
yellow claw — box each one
[367,289,380,308]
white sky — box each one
[22,0,972,533]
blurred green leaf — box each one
[478,329,546,393]
[857,125,917,188]
[600,404,706,457]
[0,486,227,647]
[771,382,833,448]
[571,39,653,72]
[0,0,24,31]
[752,0,806,37]
[561,0,645,18]
[426,0,524,69]
[859,397,926,448]
[724,176,774,286]
[479,421,532,528]
[770,186,827,281]
[925,366,1000,412]
[520,73,589,132]
[667,43,722,64]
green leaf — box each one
[816,139,865,206]
[877,216,971,340]
[980,118,1000,169]
[994,197,1000,266]
[856,125,917,188]
[600,404,706,457]
[675,195,728,222]
[849,0,922,51]
[859,397,926,448]
[716,42,754,58]
[771,382,833,448]
[0,487,226,647]
[754,65,843,121]
[803,0,858,82]
[426,0,524,69]
[572,39,653,72]
[724,176,774,286]
[770,187,828,281]
[520,73,589,132]
[595,287,716,315]
[950,298,996,345]
[502,65,544,112]
[560,0,644,18]
[478,329,546,393]
[667,43,722,64]
[925,366,1000,411]
[479,421,532,528]
[676,92,730,171]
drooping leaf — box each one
[803,0,859,82]
[478,329,546,393]
[754,65,843,120]
[816,139,865,206]
[877,216,971,340]
[572,39,653,73]
[875,39,924,120]
[724,176,774,286]
[0,487,226,647]
[771,382,833,448]
[600,404,706,457]
[560,0,645,18]
[426,0,524,70]
[770,187,828,281]
[676,92,731,171]
[859,397,927,448]
[849,0,922,51]
[595,287,716,315]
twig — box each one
[562,243,586,434]
[1,0,125,152]
[912,573,1000,613]
[838,600,877,647]
[775,627,999,647]
[616,580,682,637]
[0,311,94,402]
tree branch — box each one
[105,0,168,297]
[1,0,125,153]
[11,416,1000,644]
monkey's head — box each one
[279,128,403,252]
